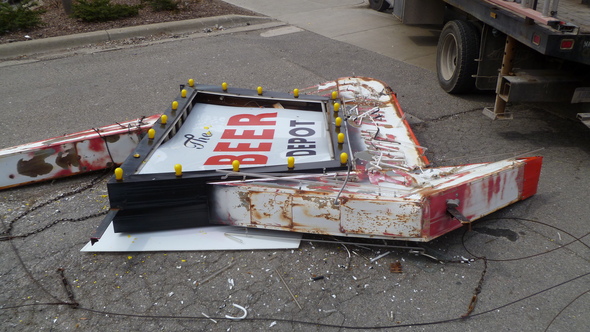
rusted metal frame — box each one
[210,156,542,241]
[483,35,517,120]
[215,170,350,194]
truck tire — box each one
[370,0,389,11]
[436,20,480,93]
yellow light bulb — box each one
[115,167,123,181]
[338,132,345,144]
[287,157,295,169]
[148,128,155,140]
[174,164,182,177]
[340,153,348,165]
[333,102,340,112]
[160,114,168,125]
[181,89,187,98]
[232,160,240,172]
[335,117,342,127]
[331,91,338,99]
[172,101,178,110]
[188,79,194,87]
[293,88,299,98]
[222,82,228,91]
[257,86,263,95]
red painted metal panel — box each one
[521,156,543,199]
[0,115,159,190]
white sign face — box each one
[139,104,332,174]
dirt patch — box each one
[0,0,259,44]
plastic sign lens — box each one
[293,88,299,98]
[172,101,178,110]
[560,39,574,50]
[181,89,187,98]
[532,34,541,46]
[222,82,228,91]
[188,79,195,87]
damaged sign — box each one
[0,77,543,245]
[95,77,543,243]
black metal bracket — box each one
[447,199,470,224]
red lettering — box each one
[227,113,277,126]
[214,142,272,152]
[204,154,268,165]
[221,129,275,139]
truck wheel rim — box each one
[440,34,458,81]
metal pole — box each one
[542,0,551,16]
[483,35,517,120]
[550,0,560,17]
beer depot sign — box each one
[139,104,332,174]
[104,84,350,234]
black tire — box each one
[370,0,389,11]
[436,20,480,94]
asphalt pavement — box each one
[0,1,589,331]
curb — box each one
[0,15,273,59]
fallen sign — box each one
[0,77,543,244]
[93,77,542,243]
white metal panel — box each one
[250,191,292,227]
[291,194,342,234]
[341,199,423,238]
[82,223,301,252]
[210,185,251,224]
[461,166,522,220]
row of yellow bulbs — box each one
[114,80,348,181]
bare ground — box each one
[0,0,258,44]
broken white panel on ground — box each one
[81,223,301,252]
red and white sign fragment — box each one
[209,77,542,242]
[0,116,159,190]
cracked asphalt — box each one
[1,14,589,332]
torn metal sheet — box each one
[0,115,159,190]
[82,223,301,252]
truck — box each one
[370,0,590,125]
